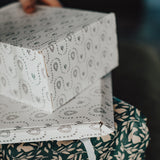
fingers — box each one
[19,0,62,14]
[19,0,37,13]
[41,0,62,7]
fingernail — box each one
[25,5,35,14]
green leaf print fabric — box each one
[91,97,150,160]
[1,97,149,160]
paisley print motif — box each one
[0,4,118,112]
[1,98,149,160]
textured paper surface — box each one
[0,74,114,144]
[0,3,118,112]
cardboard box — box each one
[0,74,114,144]
[0,3,118,112]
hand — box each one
[19,0,62,14]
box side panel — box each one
[100,73,115,131]
[0,123,112,144]
[42,13,118,110]
[0,43,52,112]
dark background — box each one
[1,0,160,159]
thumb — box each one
[19,0,37,13]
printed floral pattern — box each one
[1,97,149,160]
[91,97,149,160]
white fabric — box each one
[81,138,96,160]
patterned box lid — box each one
[0,3,118,112]
[0,74,114,144]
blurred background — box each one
[60,1,160,159]
[1,0,160,159]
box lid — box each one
[0,74,114,144]
[0,3,118,113]
[0,3,116,51]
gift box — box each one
[0,74,115,144]
[0,3,118,112]
[0,98,149,159]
